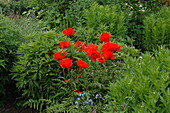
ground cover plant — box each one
[0,0,170,112]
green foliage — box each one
[25,0,77,31]
[66,1,126,43]
[84,2,126,42]
[0,14,22,105]
[43,42,140,112]
[11,31,72,111]
[143,7,170,51]
[11,28,140,112]
[0,0,30,15]
[66,0,95,27]
[13,17,43,36]
[106,46,170,112]
[99,0,162,50]
[0,0,8,14]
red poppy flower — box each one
[115,46,121,52]
[54,51,67,60]
[59,41,70,49]
[99,32,111,42]
[73,89,82,94]
[101,42,121,52]
[75,41,82,47]
[97,56,106,63]
[84,44,98,56]
[73,89,80,92]
[62,28,75,36]
[89,51,100,61]
[77,91,82,95]
[60,58,73,70]
[64,80,69,83]
[76,59,89,70]
[75,41,86,52]
[76,75,83,77]
[102,50,115,60]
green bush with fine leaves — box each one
[143,7,170,51]
[0,14,22,105]
[11,29,140,112]
[106,46,170,113]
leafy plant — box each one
[11,27,140,112]
[24,0,77,31]
[143,7,170,51]
[43,37,140,113]
[13,17,43,36]
[66,0,95,27]
[0,14,22,105]
[99,0,163,50]
[11,31,72,111]
[84,2,126,42]
[106,46,170,112]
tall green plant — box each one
[0,14,22,105]
[25,0,77,31]
[106,46,170,112]
[97,0,162,50]
[11,28,140,112]
[143,7,170,51]
[84,2,126,42]
[11,31,71,111]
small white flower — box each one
[95,93,104,99]
[139,56,143,59]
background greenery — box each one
[0,0,169,112]
[107,46,170,112]
[0,14,22,106]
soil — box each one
[0,99,38,113]
[0,107,37,113]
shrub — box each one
[25,0,77,31]
[0,14,22,105]
[98,0,162,50]
[11,31,72,111]
[0,0,8,14]
[84,2,126,42]
[143,7,170,51]
[106,46,170,112]
[66,1,126,43]
[44,40,140,113]
[0,0,30,16]
[13,17,43,36]
[66,0,95,27]
[12,29,140,112]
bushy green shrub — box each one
[25,0,77,31]
[66,0,95,27]
[143,7,170,51]
[43,42,140,113]
[13,17,43,36]
[84,2,126,42]
[0,14,22,105]
[66,1,126,43]
[11,31,72,111]
[106,46,170,112]
[0,0,30,16]
[0,0,8,14]
[12,29,140,112]
[98,0,162,50]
